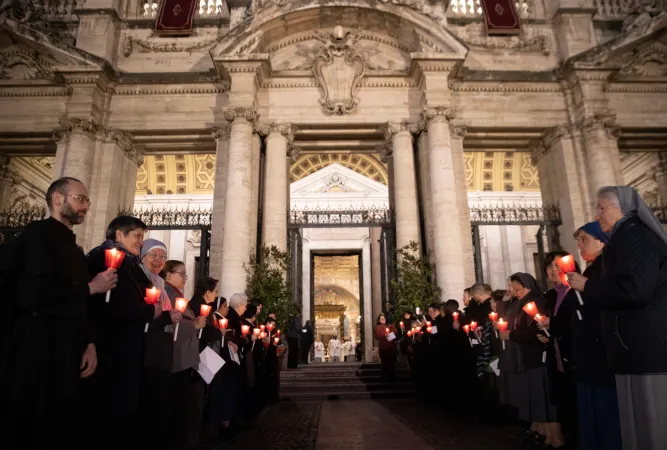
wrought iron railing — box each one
[0,205,47,228]
[469,204,561,225]
[121,207,212,228]
[288,205,394,228]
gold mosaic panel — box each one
[464,151,540,192]
[290,153,388,185]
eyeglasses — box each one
[67,194,91,206]
[146,252,167,261]
[173,271,188,279]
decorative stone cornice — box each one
[122,36,221,58]
[222,107,259,124]
[53,116,100,142]
[455,33,551,56]
[211,124,231,141]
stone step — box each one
[281,368,409,378]
[281,381,413,393]
[281,375,410,385]
[279,389,417,401]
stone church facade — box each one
[1,0,667,306]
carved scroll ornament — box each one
[312,26,366,115]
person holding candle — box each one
[86,216,167,450]
[137,239,184,448]
[160,261,206,450]
[0,177,119,450]
[565,186,667,450]
[375,314,398,382]
[500,273,562,448]
[541,250,581,445]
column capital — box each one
[53,116,101,142]
[420,106,457,125]
[211,124,231,141]
[376,141,392,163]
[104,127,144,166]
[287,144,302,164]
[222,107,259,124]
[449,123,466,139]
[578,112,621,139]
[383,122,417,141]
[530,124,569,165]
[264,122,297,142]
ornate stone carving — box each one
[0,45,55,81]
[449,124,467,139]
[122,36,221,57]
[0,0,72,40]
[542,124,569,150]
[618,42,667,76]
[211,124,231,141]
[621,1,667,34]
[419,106,457,128]
[530,142,549,166]
[287,144,301,164]
[222,107,259,124]
[267,122,296,142]
[384,121,419,140]
[376,0,446,25]
[579,113,621,139]
[53,116,100,141]
[312,26,366,115]
[456,34,551,55]
[377,141,393,163]
[105,128,145,166]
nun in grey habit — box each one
[568,185,667,450]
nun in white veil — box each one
[567,186,667,450]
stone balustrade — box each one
[140,0,225,18]
[594,0,667,19]
[447,0,533,18]
[36,0,84,20]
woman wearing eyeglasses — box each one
[161,260,207,450]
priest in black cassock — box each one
[0,177,118,450]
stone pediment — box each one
[567,19,667,82]
[0,18,106,85]
[291,163,389,197]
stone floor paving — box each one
[225,399,528,450]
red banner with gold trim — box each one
[154,0,197,35]
[480,0,522,35]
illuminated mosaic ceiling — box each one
[135,151,539,195]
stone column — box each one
[531,126,588,258]
[248,133,261,255]
[0,154,16,211]
[219,107,256,299]
[386,123,420,251]
[263,123,294,252]
[362,237,373,362]
[85,127,144,249]
[302,238,311,323]
[450,125,476,287]
[370,227,382,322]
[579,114,624,197]
[417,133,435,259]
[421,107,468,301]
[209,125,231,282]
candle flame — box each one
[175,298,188,312]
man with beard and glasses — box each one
[0,177,118,450]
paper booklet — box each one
[430,326,438,334]
[386,332,396,342]
[490,358,500,376]
[229,347,241,365]
[197,347,225,384]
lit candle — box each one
[463,324,470,334]
[426,326,432,333]
[253,328,261,336]
[535,313,551,337]
[470,321,478,331]
[489,312,498,323]
[260,331,267,339]
[260,324,266,331]
[219,318,228,330]
[103,248,125,303]
[406,330,412,337]
[241,325,250,335]
[497,318,508,350]
[385,327,390,334]
[266,322,274,331]
[426,321,432,327]
[522,302,538,317]
[276,330,281,337]
[452,311,459,322]
[143,287,161,333]
[198,304,212,338]
[274,337,280,345]
[173,298,188,342]
[556,254,584,306]
[415,326,422,333]
[399,321,404,329]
